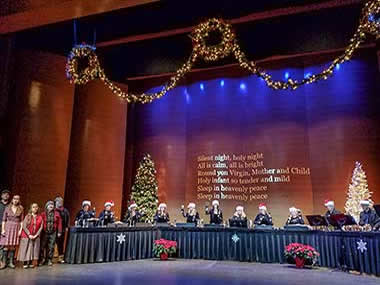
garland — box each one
[66,0,380,104]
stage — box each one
[64,226,380,276]
[1,259,379,285]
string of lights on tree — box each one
[66,0,380,104]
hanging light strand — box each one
[65,0,380,103]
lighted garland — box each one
[363,0,380,37]
[66,0,380,103]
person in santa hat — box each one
[205,200,223,225]
[123,201,143,226]
[98,200,115,226]
[154,203,170,224]
[285,207,304,226]
[254,203,273,226]
[75,200,95,227]
[230,205,248,228]
[323,199,340,225]
[181,202,200,225]
[359,200,380,231]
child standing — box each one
[17,203,43,268]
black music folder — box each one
[306,215,328,227]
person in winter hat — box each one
[154,203,170,224]
[253,203,273,226]
[324,199,340,226]
[230,205,248,228]
[39,201,62,266]
[123,201,143,226]
[181,202,200,225]
[75,200,95,227]
[205,200,223,225]
[98,200,115,226]
[54,196,70,263]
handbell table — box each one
[65,226,380,276]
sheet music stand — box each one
[203,224,224,228]
[328,214,356,272]
[284,225,309,231]
[135,222,153,228]
[175,223,196,228]
[329,214,356,229]
[155,222,171,227]
[306,215,328,227]
[229,219,247,228]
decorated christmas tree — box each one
[344,161,373,223]
[130,154,159,223]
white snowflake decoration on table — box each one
[357,239,367,253]
[116,233,126,244]
[232,234,240,243]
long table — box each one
[65,226,380,276]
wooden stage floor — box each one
[1,259,379,285]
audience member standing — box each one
[0,194,24,269]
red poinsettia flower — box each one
[153,239,177,258]
[284,242,320,264]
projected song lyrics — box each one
[196,153,310,202]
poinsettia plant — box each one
[153,239,177,257]
[284,243,319,264]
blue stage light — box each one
[304,73,312,79]
[240,83,246,91]
[220,80,225,87]
[185,89,190,104]
[200,83,204,91]
[284,72,290,79]
[336,64,340,70]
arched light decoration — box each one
[66,0,380,104]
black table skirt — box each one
[65,227,380,276]
[65,227,159,264]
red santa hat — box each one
[324,199,334,207]
[82,200,91,207]
[104,200,114,207]
[128,201,137,210]
[258,203,267,211]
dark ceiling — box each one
[13,0,366,82]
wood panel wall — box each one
[5,50,75,210]
[64,81,128,222]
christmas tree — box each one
[344,161,373,223]
[130,154,159,223]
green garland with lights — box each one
[66,0,380,104]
